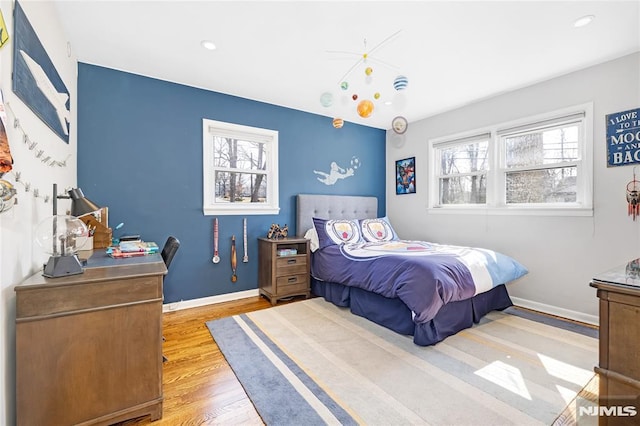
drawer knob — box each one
[287,259,297,264]
[288,277,297,283]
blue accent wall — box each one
[77,64,386,303]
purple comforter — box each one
[310,240,528,324]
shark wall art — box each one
[12,1,70,143]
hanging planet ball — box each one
[352,94,358,101]
[340,81,349,90]
[332,118,344,128]
[357,100,374,118]
[393,75,409,90]
[374,92,381,100]
[319,92,333,107]
[365,67,373,76]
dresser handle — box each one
[288,277,297,283]
[287,259,296,264]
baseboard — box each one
[510,296,599,326]
[161,292,599,325]
[163,289,260,312]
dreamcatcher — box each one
[627,169,640,221]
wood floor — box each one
[117,298,594,425]
[121,295,297,426]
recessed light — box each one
[573,15,595,28]
[201,40,217,50]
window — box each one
[500,114,583,205]
[435,133,490,205]
[429,104,593,215]
[203,119,279,215]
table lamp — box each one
[35,183,101,278]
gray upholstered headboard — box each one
[296,194,378,234]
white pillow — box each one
[313,217,362,248]
[304,227,319,252]
[360,217,399,242]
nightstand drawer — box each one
[275,256,308,276]
[275,274,309,293]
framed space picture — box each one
[396,157,415,195]
[12,1,70,143]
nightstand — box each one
[258,237,310,305]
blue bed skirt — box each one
[311,278,513,346]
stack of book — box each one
[107,241,160,258]
[277,248,298,257]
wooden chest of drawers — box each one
[591,260,640,425]
[258,237,310,305]
[15,253,167,425]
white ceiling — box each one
[51,1,640,130]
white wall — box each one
[0,1,77,423]
[387,52,640,324]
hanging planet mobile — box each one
[391,116,408,134]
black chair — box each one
[161,236,180,270]
[161,236,180,362]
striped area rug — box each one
[206,298,598,426]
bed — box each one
[296,193,528,346]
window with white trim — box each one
[429,104,593,215]
[499,113,584,205]
[435,133,490,205]
[203,119,279,215]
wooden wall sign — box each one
[607,107,640,167]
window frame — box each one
[202,119,280,216]
[428,103,593,216]
[433,133,491,206]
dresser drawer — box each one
[16,276,162,320]
[275,256,308,276]
[275,274,309,294]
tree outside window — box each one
[203,120,279,215]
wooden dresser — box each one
[15,252,167,425]
[258,237,310,305]
[591,260,640,425]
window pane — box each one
[505,125,578,168]
[439,141,488,176]
[214,171,267,203]
[506,166,577,203]
[439,175,486,204]
[213,137,266,171]
[440,141,489,175]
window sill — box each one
[427,206,593,217]
[203,206,280,216]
